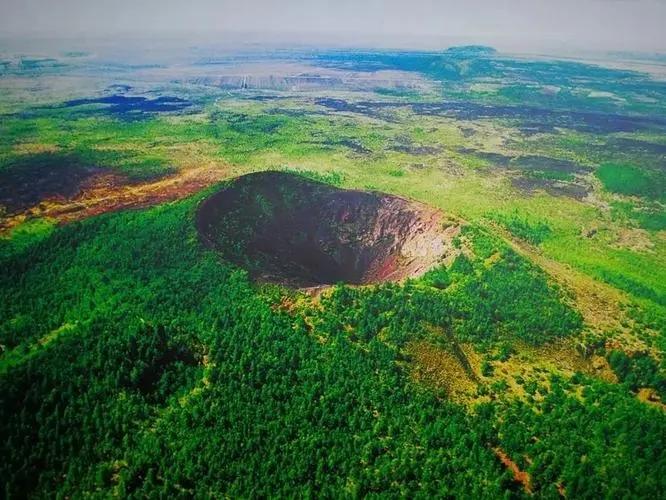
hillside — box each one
[1,42,665,497]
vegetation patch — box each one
[596,162,664,199]
[610,200,666,231]
[490,211,552,245]
[608,350,666,399]
[637,209,666,231]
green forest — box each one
[2,190,664,497]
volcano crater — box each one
[197,171,458,288]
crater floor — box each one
[197,171,459,287]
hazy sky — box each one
[2,0,665,52]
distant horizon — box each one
[2,32,666,65]
[2,0,665,54]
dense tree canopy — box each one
[1,193,664,498]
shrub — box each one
[596,163,664,199]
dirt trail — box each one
[493,447,533,494]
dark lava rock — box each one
[0,153,104,213]
[197,171,458,288]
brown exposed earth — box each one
[493,447,533,495]
[197,171,459,288]
[0,166,228,234]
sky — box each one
[1,0,665,53]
